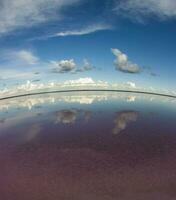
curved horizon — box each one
[0,89,176,101]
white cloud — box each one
[51,59,76,73]
[1,49,40,65]
[0,50,41,82]
[115,0,176,20]
[0,78,138,98]
[3,77,170,99]
[83,59,93,71]
[0,78,109,97]
[0,0,81,35]
[0,69,36,80]
[13,50,39,65]
[54,23,112,37]
[64,77,95,85]
[126,82,136,89]
[111,48,140,73]
[51,58,94,74]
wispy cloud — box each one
[53,23,112,37]
[11,50,39,65]
[0,48,95,83]
[115,0,176,21]
[1,49,40,65]
[0,0,82,36]
[0,49,42,81]
[0,70,37,81]
[111,48,141,73]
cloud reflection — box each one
[55,109,92,125]
[0,92,174,113]
[126,96,136,102]
[112,111,139,134]
[24,124,42,142]
[55,110,78,124]
[0,118,5,123]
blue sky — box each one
[0,0,176,95]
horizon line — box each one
[0,89,176,101]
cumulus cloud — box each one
[51,59,76,73]
[83,59,93,71]
[54,23,112,37]
[126,82,136,89]
[115,0,176,21]
[0,78,109,98]
[111,48,140,73]
[62,77,108,88]
[0,0,81,35]
[64,77,95,85]
[0,78,140,99]
[74,59,94,73]
[112,110,139,134]
[51,58,94,74]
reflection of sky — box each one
[1,92,176,138]
[112,111,139,135]
[1,92,176,199]
[0,92,176,113]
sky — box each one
[0,0,176,96]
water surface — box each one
[0,91,176,200]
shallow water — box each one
[0,91,176,200]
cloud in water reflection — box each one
[0,92,176,199]
[112,111,139,134]
[0,92,175,113]
[55,109,92,124]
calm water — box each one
[0,91,176,200]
